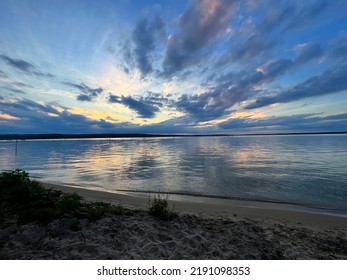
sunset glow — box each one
[0,0,346,134]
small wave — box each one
[116,189,347,215]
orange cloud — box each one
[0,112,21,120]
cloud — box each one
[0,54,36,72]
[121,96,160,118]
[0,73,30,96]
[230,33,276,63]
[259,0,328,33]
[175,39,327,121]
[108,92,170,118]
[174,66,279,122]
[0,54,54,78]
[176,58,294,121]
[246,63,347,109]
[328,31,347,61]
[129,15,166,77]
[259,2,296,32]
[1,97,346,134]
[63,82,103,102]
[175,85,245,121]
[284,0,328,31]
[1,97,195,134]
[1,86,26,95]
[219,112,347,132]
[0,98,130,134]
[121,13,166,78]
[294,43,323,65]
[162,0,239,75]
[109,92,166,119]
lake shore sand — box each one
[1,182,346,259]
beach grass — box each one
[148,194,178,220]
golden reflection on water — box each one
[1,136,347,213]
[67,140,167,174]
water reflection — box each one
[0,136,346,212]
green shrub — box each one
[0,170,42,207]
[148,195,178,221]
[0,169,133,225]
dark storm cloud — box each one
[0,54,54,78]
[246,64,347,109]
[218,112,347,132]
[108,92,170,118]
[162,0,239,75]
[63,82,103,102]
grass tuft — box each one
[148,194,178,221]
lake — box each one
[1,135,346,214]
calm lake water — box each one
[1,135,346,214]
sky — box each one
[0,0,347,134]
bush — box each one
[0,169,46,209]
[0,169,134,225]
[148,194,178,221]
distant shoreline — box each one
[1,131,347,140]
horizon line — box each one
[1,131,347,140]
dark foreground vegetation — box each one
[0,169,176,226]
[0,169,134,226]
[1,170,346,260]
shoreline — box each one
[41,182,347,229]
[1,180,346,259]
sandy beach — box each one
[0,182,346,259]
